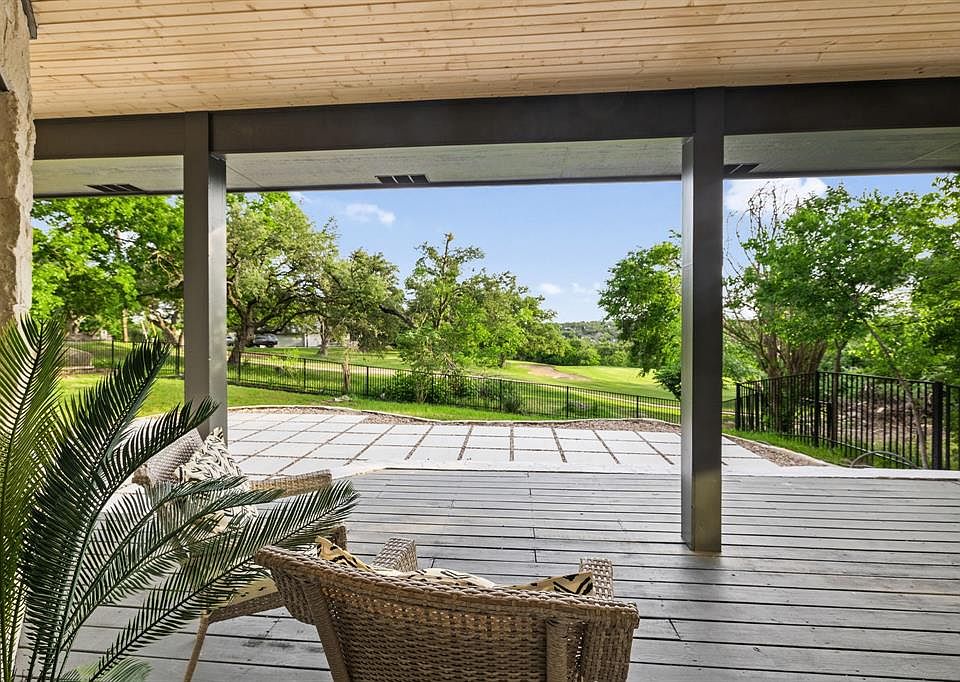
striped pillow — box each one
[316,538,594,595]
[507,573,594,596]
[173,429,256,533]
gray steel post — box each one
[680,89,724,553]
[183,112,228,440]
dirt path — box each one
[522,363,587,381]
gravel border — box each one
[228,404,823,467]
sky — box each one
[294,173,942,322]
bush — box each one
[654,360,682,399]
[499,382,524,413]
[382,372,451,404]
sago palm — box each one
[0,317,358,681]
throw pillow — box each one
[315,538,594,595]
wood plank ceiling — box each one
[29,0,960,119]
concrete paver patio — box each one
[228,409,790,478]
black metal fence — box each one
[735,371,959,469]
[231,350,682,422]
[64,339,182,376]
[65,340,683,423]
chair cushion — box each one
[173,429,256,533]
[315,538,594,595]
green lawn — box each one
[255,347,736,401]
[60,375,525,421]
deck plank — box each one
[64,470,960,680]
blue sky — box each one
[295,173,942,322]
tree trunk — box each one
[121,309,130,342]
[229,320,255,366]
[341,345,351,394]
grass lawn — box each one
[60,375,526,421]
[256,347,737,401]
[727,430,853,466]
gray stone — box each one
[0,1,34,324]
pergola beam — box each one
[34,77,960,161]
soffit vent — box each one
[87,183,144,194]
[724,163,759,177]
[376,174,429,185]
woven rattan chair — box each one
[257,538,640,682]
[131,429,346,681]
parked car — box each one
[249,333,279,348]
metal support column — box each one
[680,89,724,553]
[183,111,228,440]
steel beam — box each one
[680,89,725,553]
[34,78,960,161]
[209,90,693,153]
[183,112,228,439]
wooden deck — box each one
[79,470,960,680]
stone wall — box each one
[0,0,34,325]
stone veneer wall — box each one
[0,0,34,325]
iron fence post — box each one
[365,365,370,396]
[812,372,821,447]
[733,383,743,431]
[635,395,640,419]
[302,358,307,392]
[499,378,504,411]
[176,344,181,377]
[110,339,115,367]
[932,381,944,470]
[565,386,570,419]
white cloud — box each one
[570,282,602,295]
[290,191,312,204]
[344,202,396,225]
[724,177,828,214]
[538,282,564,295]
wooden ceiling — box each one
[29,0,960,119]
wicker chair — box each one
[131,429,347,682]
[257,538,640,682]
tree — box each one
[910,174,960,382]
[598,239,681,373]
[32,196,186,343]
[724,185,830,379]
[455,272,548,368]
[747,184,935,462]
[226,193,336,365]
[319,249,406,392]
[397,233,486,374]
[516,321,573,366]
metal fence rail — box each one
[66,340,683,423]
[64,339,182,377]
[231,350,683,422]
[735,371,958,469]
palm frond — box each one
[20,341,214,681]
[64,478,282,641]
[64,657,150,682]
[89,480,358,680]
[0,317,65,680]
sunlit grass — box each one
[60,375,529,420]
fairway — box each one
[257,347,736,401]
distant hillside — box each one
[556,320,619,343]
